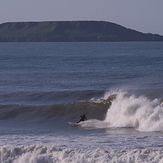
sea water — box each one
[0,42,163,162]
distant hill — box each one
[0,21,163,42]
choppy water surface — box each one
[0,42,163,162]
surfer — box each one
[77,114,87,123]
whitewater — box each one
[0,42,163,162]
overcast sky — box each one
[0,0,163,35]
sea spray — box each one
[104,91,163,132]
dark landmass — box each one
[0,21,163,42]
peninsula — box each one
[0,21,163,42]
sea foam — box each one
[0,145,163,163]
[105,91,163,132]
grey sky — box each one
[1,0,163,35]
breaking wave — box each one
[104,91,163,132]
[0,90,163,132]
[79,90,163,133]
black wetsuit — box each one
[77,114,87,123]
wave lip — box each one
[0,90,104,106]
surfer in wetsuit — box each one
[77,114,87,123]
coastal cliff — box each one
[0,21,163,42]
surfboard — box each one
[68,122,81,127]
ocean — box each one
[0,42,163,162]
